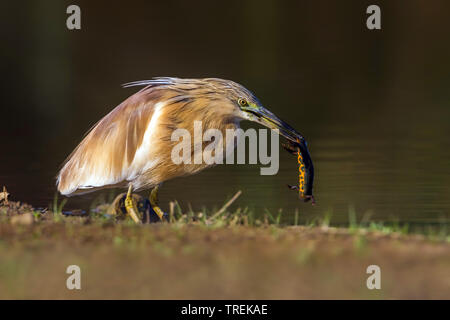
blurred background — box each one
[1,0,449,226]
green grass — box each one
[29,191,450,243]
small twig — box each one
[169,201,175,223]
[0,186,9,205]
[210,190,242,220]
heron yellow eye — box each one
[238,98,248,107]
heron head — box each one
[218,80,307,147]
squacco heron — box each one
[57,78,309,223]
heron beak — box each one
[243,105,307,147]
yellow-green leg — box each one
[149,185,166,221]
[125,185,142,224]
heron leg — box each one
[125,185,142,224]
[149,185,168,221]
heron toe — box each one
[148,204,169,223]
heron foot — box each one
[125,185,142,224]
[108,186,166,223]
[109,192,143,221]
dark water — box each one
[1,1,450,225]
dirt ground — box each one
[0,201,449,299]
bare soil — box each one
[0,201,449,299]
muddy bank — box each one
[0,199,449,299]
